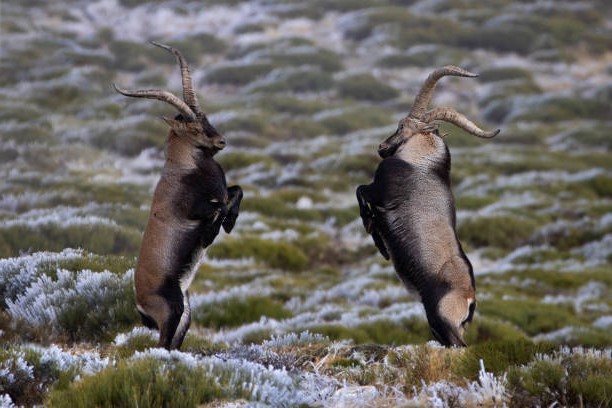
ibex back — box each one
[114,42,243,350]
[357,66,499,347]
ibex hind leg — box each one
[138,309,158,330]
[154,279,187,350]
[136,293,183,348]
[169,291,191,349]
[157,297,185,350]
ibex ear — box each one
[419,123,439,135]
[162,117,181,129]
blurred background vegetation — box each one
[0,0,611,406]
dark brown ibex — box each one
[357,66,499,347]
[114,42,243,350]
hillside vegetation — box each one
[1,0,611,406]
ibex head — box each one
[114,41,226,154]
[378,65,499,159]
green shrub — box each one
[515,96,610,122]
[498,268,612,292]
[193,296,292,329]
[454,195,497,210]
[205,63,274,86]
[508,349,612,408]
[337,74,399,102]
[456,26,537,55]
[376,47,467,69]
[0,121,57,144]
[562,123,612,150]
[457,215,539,250]
[319,107,392,135]
[55,276,138,342]
[464,316,529,345]
[532,224,603,252]
[455,339,557,379]
[220,113,273,134]
[108,41,152,72]
[47,358,223,408]
[0,346,80,406]
[257,95,329,115]
[478,67,534,83]
[587,175,612,198]
[312,0,387,12]
[54,253,135,275]
[208,237,309,271]
[343,7,462,46]
[217,151,275,170]
[391,345,461,390]
[0,224,141,259]
[477,298,580,336]
[268,49,344,72]
[94,119,168,156]
[241,195,323,222]
[310,318,430,345]
[253,70,335,93]
[160,33,227,57]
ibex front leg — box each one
[223,185,243,233]
[356,184,389,260]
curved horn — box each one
[113,84,197,122]
[151,41,201,115]
[408,65,478,120]
[423,107,500,138]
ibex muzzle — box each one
[357,66,499,347]
[114,42,243,350]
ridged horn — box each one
[150,41,201,115]
[423,107,500,138]
[408,65,478,120]
[113,84,197,122]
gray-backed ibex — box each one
[357,66,499,347]
[114,42,243,350]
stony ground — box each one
[1,0,611,406]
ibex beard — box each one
[115,42,242,350]
[357,65,499,347]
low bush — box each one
[455,25,537,55]
[477,298,580,336]
[256,94,330,115]
[208,237,309,271]
[455,339,557,379]
[0,223,141,259]
[194,296,292,329]
[4,267,137,342]
[318,107,392,135]
[337,74,399,102]
[507,348,612,408]
[457,215,539,250]
[47,358,223,408]
[310,318,430,345]
[514,96,610,122]
[561,123,612,150]
[268,49,344,73]
[253,70,335,94]
[464,316,529,345]
[478,67,534,83]
[205,63,274,86]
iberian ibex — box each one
[357,66,499,347]
[114,42,243,350]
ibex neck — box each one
[396,134,447,170]
[165,132,198,169]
